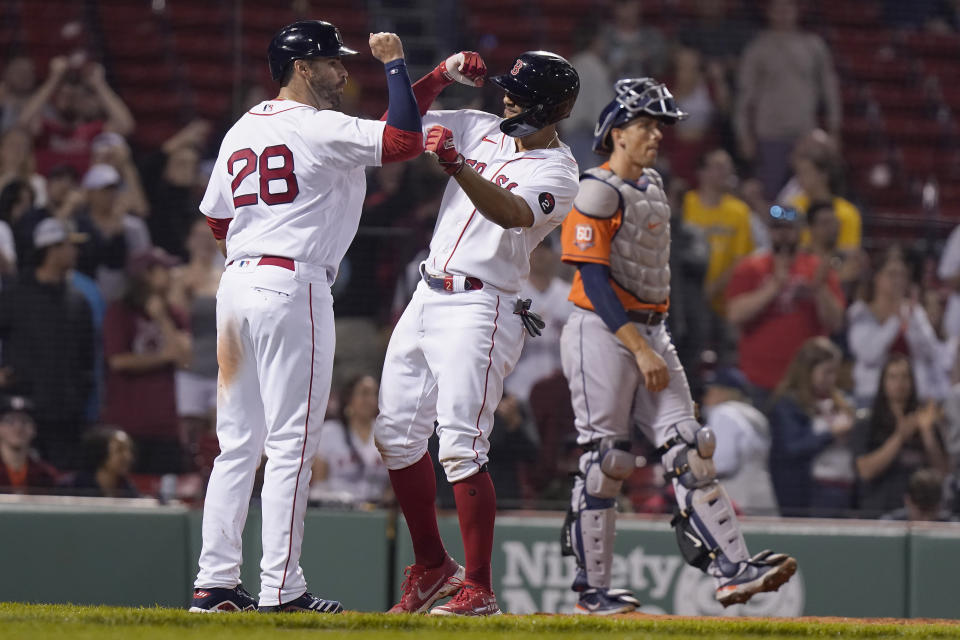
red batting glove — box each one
[424,126,464,176]
[436,51,487,87]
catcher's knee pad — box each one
[659,419,717,489]
[584,438,638,499]
[671,481,749,573]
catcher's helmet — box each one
[490,51,580,138]
[593,78,688,155]
[268,20,358,83]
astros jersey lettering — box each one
[421,109,579,293]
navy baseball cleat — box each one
[259,592,343,613]
[189,586,258,612]
[573,588,640,615]
[715,550,797,607]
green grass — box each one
[1,603,959,640]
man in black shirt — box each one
[0,218,94,468]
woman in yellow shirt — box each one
[791,152,862,250]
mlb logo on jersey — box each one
[574,224,594,251]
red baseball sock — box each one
[452,471,496,591]
[389,453,447,569]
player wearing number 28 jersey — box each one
[190,21,422,613]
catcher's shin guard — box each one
[660,419,749,573]
[561,440,639,591]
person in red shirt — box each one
[0,394,59,493]
[102,247,190,473]
[17,57,134,176]
[726,205,845,398]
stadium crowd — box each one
[1,0,960,523]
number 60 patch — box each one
[573,224,594,251]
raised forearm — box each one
[727,278,779,326]
[454,166,533,229]
[855,433,903,482]
[815,284,844,332]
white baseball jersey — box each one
[200,99,386,278]
[421,110,579,293]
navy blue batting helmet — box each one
[268,20,358,83]
[593,78,688,154]
[489,51,580,138]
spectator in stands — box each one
[0,127,46,209]
[566,18,613,170]
[505,238,574,405]
[0,394,58,493]
[0,218,93,468]
[768,337,856,517]
[310,375,389,507]
[738,176,772,251]
[848,247,951,405]
[140,120,210,258]
[527,370,578,503]
[102,247,190,474]
[735,0,841,199]
[603,0,669,79]
[667,176,709,389]
[702,367,778,515]
[806,201,863,300]
[726,205,845,399]
[90,132,149,220]
[18,58,134,176]
[60,426,138,498]
[937,223,960,339]
[0,179,31,278]
[881,468,954,521]
[77,162,151,300]
[662,48,729,184]
[0,56,36,133]
[683,149,753,316]
[169,219,223,470]
[853,354,950,516]
[789,145,862,252]
[10,165,84,272]
[487,393,539,509]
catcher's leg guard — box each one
[561,438,639,591]
[660,419,749,575]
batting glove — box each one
[424,126,465,176]
[514,298,546,337]
[437,51,486,87]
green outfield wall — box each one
[0,502,957,618]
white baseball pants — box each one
[195,258,334,607]
[375,281,525,482]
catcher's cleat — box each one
[573,588,640,615]
[258,592,343,613]
[430,580,501,616]
[188,585,258,613]
[388,554,465,613]
[715,550,797,607]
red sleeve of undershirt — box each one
[381,124,424,163]
[205,215,231,240]
[381,65,452,120]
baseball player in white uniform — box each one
[373,51,580,616]
[190,21,423,613]
[558,78,797,615]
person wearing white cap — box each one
[0,217,94,468]
[78,162,151,301]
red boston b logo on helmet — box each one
[510,59,523,76]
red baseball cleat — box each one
[430,581,501,616]
[388,554,465,613]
